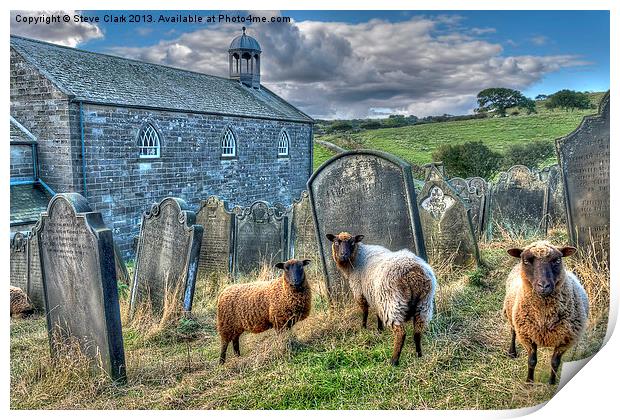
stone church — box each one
[10,28,314,256]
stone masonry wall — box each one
[10,48,78,193]
[82,104,313,256]
[10,144,35,181]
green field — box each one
[314,93,605,171]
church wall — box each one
[10,48,79,193]
[81,103,313,256]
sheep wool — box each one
[10,286,34,318]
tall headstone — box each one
[421,166,480,265]
[10,232,28,291]
[130,197,204,316]
[290,191,319,258]
[488,165,548,238]
[539,164,566,228]
[556,92,610,261]
[33,193,126,382]
[233,201,289,275]
[467,177,490,237]
[308,150,427,300]
[195,196,235,277]
[26,229,45,311]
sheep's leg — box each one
[358,297,369,329]
[412,314,425,357]
[508,328,518,358]
[549,348,565,385]
[233,336,241,357]
[526,342,538,383]
[390,324,406,366]
[377,316,384,332]
[219,340,229,364]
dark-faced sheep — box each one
[10,286,34,318]
[504,240,589,384]
[216,258,312,364]
[326,232,437,366]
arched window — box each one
[221,128,237,158]
[138,123,161,158]
[278,130,290,157]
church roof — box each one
[229,28,262,51]
[10,35,313,123]
[10,183,53,227]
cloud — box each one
[100,16,587,118]
[470,27,497,35]
[530,35,549,46]
[10,10,103,47]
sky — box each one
[10,10,610,119]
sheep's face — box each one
[507,241,576,297]
[326,232,364,265]
[275,259,311,291]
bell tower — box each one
[228,27,261,89]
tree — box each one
[475,88,531,117]
[545,90,592,111]
[432,141,502,179]
[329,121,353,132]
[535,94,548,101]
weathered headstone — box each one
[448,177,489,238]
[34,193,126,382]
[290,191,319,258]
[308,150,427,300]
[488,165,548,238]
[421,166,480,265]
[233,201,289,275]
[195,196,235,277]
[556,92,610,261]
[26,229,45,311]
[539,164,566,228]
[130,197,204,317]
[10,232,28,291]
[114,243,131,285]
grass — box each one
[10,231,609,409]
[313,93,606,170]
[313,142,336,171]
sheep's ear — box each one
[326,234,336,242]
[275,262,286,270]
[507,248,523,258]
[560,246,577,257]
[302,259,312,266]
[354,235,365,243]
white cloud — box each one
[530,35,550,46]
[10,10,103,47]
[78,16,589,118]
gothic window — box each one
[138,124,161,158]
[221,128,237,158]
[278,130,290,157]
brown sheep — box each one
[216,258,312,364]
[327,232,437,366]
[10,286,34,318]
[504,241,589,384]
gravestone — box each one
[33,193,126,382]
[539,165,566,228]
[488,165,548,238]
[308,150,427,300]
[233,201,289,275]
[467,177,490,237]
[10,232,28,291]
[556,92,610,261]
[290,191,319,258]
[195,196,235,276]
[421,167,480,265]
[26,229,45,310]
[130,197,204,317]
[114,243,131,285]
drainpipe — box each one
[79,101,87,196]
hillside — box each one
[313,92,606,171]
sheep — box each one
[503,240,589,385]
[10,286,34,318]
[326,232,437,366]
[216,258,312,364]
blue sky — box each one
[11,10,610,118]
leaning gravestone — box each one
[26,230,45,311]
[10,232,28,292]
[34,193,126,382]
[308,150,427,301]
[556,92,610,261]
[290,191,319,258]
[195,196,235,277]
[421,166,480,265]
[233,201,289,275]
[488,165,548,238]
[130,197,204,317]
